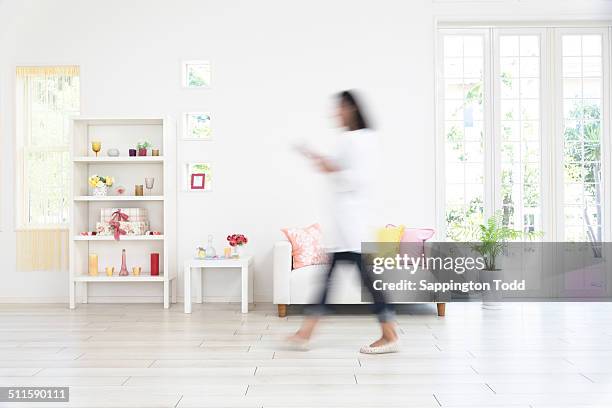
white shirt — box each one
[328,128,379,253]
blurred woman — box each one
[289,90,398,354]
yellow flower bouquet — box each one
[88,175,114,188]
[89,175,114,196]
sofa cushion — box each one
[281,223,328,269]
[376,224,405,257]
[401,228,435,258]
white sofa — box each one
[273,240,447,318]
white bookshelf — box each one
[73,156,165,163]
[74,196,165,201]
[73,235,165,241]
[69,116,177,309]
[73,274,165,282]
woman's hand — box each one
[294,144,339,173]
[312,156,339,173]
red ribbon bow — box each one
[109,209,129,240]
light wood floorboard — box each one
[0,302,611,407]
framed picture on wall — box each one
[183,112,212,140]
[184,162,212,192]
[182,60,211,89]
[191,173,206,189]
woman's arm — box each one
[312,155,340,173]
[295,145,340,173]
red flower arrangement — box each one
[227,234,248,247]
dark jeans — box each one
[306,251,395,323]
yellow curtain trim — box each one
[16,66,80,77]
[16,229,69,272]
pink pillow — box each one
[402,228,435,242]
[401,228,435,258]
[281,223,329,269]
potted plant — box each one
[464,212,540,309]
[136,140,151,156]
[227,234,248,258]
[89,175,114,196]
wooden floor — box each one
[1,302,612,407]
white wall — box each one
[0,0,610,303]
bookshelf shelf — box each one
[74,196,164,202]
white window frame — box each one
[492,27,552,239]
[15,68,79,230]
[436,23,612,242]
[435,28,494,239]
[553,27,611,242]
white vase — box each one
[232,245,246,258]
[93,185,108,196]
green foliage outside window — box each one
[445,71,601,243]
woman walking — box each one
[289,90,399,354]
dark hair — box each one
[338,90,369,131]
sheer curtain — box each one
[15,66,79,272]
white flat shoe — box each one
[359,340,400,354]
[285,336,310,351]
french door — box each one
[438,26,611,243]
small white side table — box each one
[184,256,253,314]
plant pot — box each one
[137,148,147,156]
[93,185,108,196]
[479,269,503,310]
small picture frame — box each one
[190,173,206,189]
[183,112,212,140]
[185,162,212,192]
[182,60,211,89]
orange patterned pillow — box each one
[281,223,329,269]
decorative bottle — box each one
[119,249,129,276]
[205,234,216,258]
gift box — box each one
[96,221,150,236]
[100,208,148,223]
